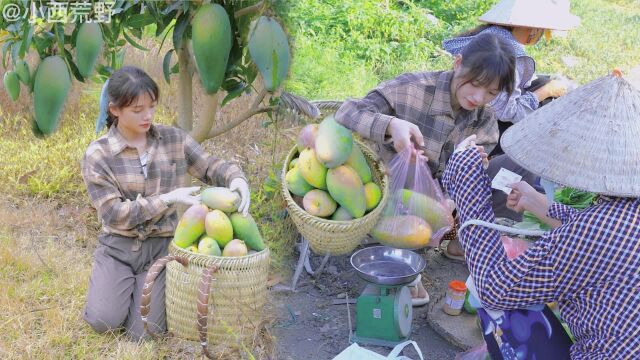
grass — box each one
[0,0,639,358]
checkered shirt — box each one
[442,148,640,359]
[334,70,498,176]
[81,124,246,240]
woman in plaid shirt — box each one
[335,32,519,297]
[81,66,250,340]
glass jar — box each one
[443,280,467,316]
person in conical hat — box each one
[441,71,640,358]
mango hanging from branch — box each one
[191,3,232,94]
[248,16,290,92]
[33,56,71,135]
[75,23,104,78]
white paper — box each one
[491,168,522,195]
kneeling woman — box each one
[81,66,250,340]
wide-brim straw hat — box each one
[480,0,580,31]
[501,71,640,197]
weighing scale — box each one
[350,246,426,347]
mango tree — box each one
[0,0,315,140]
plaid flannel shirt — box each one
[442,149,640,359]
[334,70,498,176]
[82,124,246,240]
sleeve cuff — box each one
[370,113,394,144]
[547,202,577,222]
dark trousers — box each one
[83,234,170,340]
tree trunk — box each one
[177,45,193,131]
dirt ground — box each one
[270,242,468,360]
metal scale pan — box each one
[351,246,426,286]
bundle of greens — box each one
[514,187,596,231]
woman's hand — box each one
[159,186,201,206]
[229,178,251,216]
[387,118,425,156]
[506,181,547,213]
[535,79,567,101]
[454,134,488,168]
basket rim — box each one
[281,138,389,230]
[169,241,270,266]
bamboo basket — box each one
[159,242,270,345]
[281,138,389,255]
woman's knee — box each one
[83,303,127,333]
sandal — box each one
[440,239,466,263]
[408,274,430,307]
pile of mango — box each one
[173,187,266,257]
[285,116,382,220]
[371,189,454,249]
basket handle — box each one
[196,263,220,359]
[458,219,547,237]
[140,254,189,339]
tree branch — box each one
[191,92,219,143]
[234,0,264,18]
[207,88,270,138]
[177,45,193,131]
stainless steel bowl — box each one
[350,246,426,286]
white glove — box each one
[229,178,251,216]
[454,134,488,169]
[159,186,201,206]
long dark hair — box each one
[456,32,516,95]
[106,66,159,128]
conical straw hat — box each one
[501,71,640,197]
[480,0,580,31]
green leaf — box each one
[2,40,14,69]
[63,48,85,82]
[18,21,33,58]
[123,30,149,51]
[222,83,247,107]
[130,27,143,40]
[162,49,174,84]
[161,1,182,15]
[54,23,65,55]
[172,12,189,50]
[127,13,155,28]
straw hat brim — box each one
[479,0,580,31]
[501,74,640,197]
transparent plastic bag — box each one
[371,147,454,249]
[500,235,532,259]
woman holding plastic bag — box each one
[335,32,516,302]
[442,73,640,358]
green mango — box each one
[298,148,327,190]
[364,182,382,211]
[315,116,353,168]
[286,166,314,197]
[303,189,337,217]
[3,71,20,101]
[33,56,71,135]
[174,204,208,248]
[248,16,290,92]
[326,165,366,218]
[229,213,265,251]
[398,189,454,231]
[75,23,103,78]
[330,206,354,221]
[345,143,372,183]
[205,209,234,247]
[15,60,30,85]
[191,4,232,94]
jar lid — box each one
[449,280,467,292]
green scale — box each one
[350,246,426,347]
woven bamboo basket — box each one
[281,138,389,255]
[163,242,270,345]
